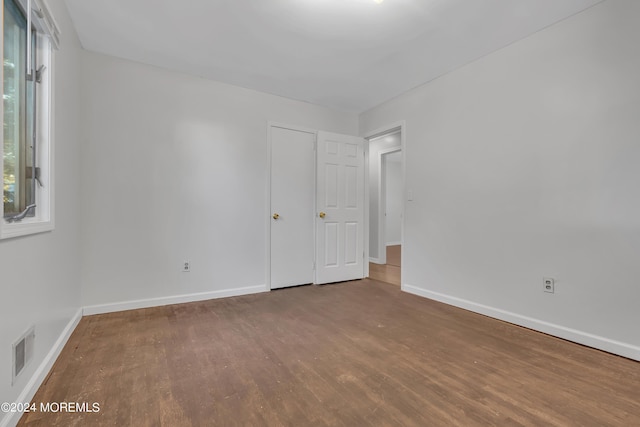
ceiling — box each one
[64,0,602,113]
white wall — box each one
[0,1,82,425]
[385,157,402,245]
[368,133,401,260]
[360,0,640,360]
[79,52,358,311]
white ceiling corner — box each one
[64,0,602,113]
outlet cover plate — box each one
[543,277,555,293]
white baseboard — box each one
[83,285,269,316]
[369,257,384,264]
[0,308,83,427]
[402,284,640,362]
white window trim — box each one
[1,0,57,240]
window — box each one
[1,0,59,239]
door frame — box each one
[266,122,318,290]
[364,121,406,276]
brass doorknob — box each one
[273,213,280,220]
[319,212,326,219]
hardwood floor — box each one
[369,245,401,286]
[20,280,640,426]
[368,263,400,286]
[386,245,401,267]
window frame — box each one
[1,0,56,240]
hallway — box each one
[369,245,401,286]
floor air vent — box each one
[12,326,35,385]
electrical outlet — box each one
[543,277,554,293]
[183,261,191,272]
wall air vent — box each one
[12,326,35,385]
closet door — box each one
[270,126,315,289]
[315,131,365,284]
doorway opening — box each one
[366,127,403,286]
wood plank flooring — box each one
[368,263,400,286]
[369,245,401,286]
[386,245,401,267]
[20,279,640,426]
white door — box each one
[270,126,315,289]
[316,131,366,284]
